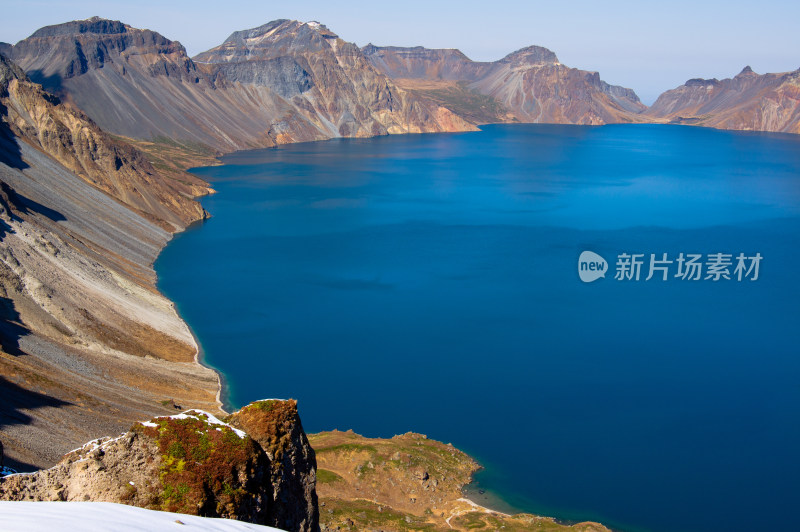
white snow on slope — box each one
[0,501,285,532]
[139,410,247,439]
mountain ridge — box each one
[192,19,475,138]
[6,16,799,140]
[361,43,647,125]
[645,66,800,133]
[7,17,475,158]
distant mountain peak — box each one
[202,19,340,60]
[648,65,800,134]
[361,43,379,54]
[685,77,720,87]
[302,20,338,38]
[222,19,290,42]
[502,45,559,66]
[28,17,127,39]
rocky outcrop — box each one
[1,53,220,470]
[363,44,647,124]
[227,400,319,532]
[646,66,800,134]
[0,411,268,518]
[7,18,475,155]
[0,404,319,531]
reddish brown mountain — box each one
[362,44,647,125]
[646,66,800,134]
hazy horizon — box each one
[2,0,798,105]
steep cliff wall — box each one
[227,400,319,532]
[193,20,476,138]
[0,53,220,471]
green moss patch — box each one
[315,443,378,455]
[227,400,298,463]
[135,412,258,516]
[316,468,343,484]
[320,498,438,531]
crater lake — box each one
[155,124,800,532]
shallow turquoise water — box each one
[156,124,800,532]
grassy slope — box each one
[393,79,516,125]
[310,430,609,532]
[116,136,221,198]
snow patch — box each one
[0,501,283,531]
[67,434,126,456]
[140,410,247,439]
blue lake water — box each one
[155,124,800,532]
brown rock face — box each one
[646,67,800,134]
[0,405,319,531]
[363,44,647,124]
[227,400,319,532]
[1,52,208,230]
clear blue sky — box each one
[2,0,798,104]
